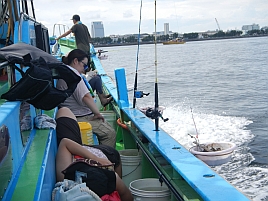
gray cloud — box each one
[123,10,133,18]
[34,0,268,36]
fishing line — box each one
[132,0,142,108]
[190,106,199,140]
[187,101,201,150]
[126,65,154,76]
[173,0,180,34]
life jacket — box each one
[0,42,81,110]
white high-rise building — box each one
[164,23,169,35]
[91,21,105,38]
[242,23,260,34]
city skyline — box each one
[95,22,265,38]
[34,0,268,37]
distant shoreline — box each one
[94,34,268,48]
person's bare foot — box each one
[101,96,113,107]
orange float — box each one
[117,118,128,130]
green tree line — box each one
[91,28,268,44]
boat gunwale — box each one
[94,44,251,201]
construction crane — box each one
[215,18,221,31]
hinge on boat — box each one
[134,90,149,98]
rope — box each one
[81,187,102,201]
[51,185,61,201]
[122,162,141,177]
[51,180,102,201]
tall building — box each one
[91,21,105,38]
[242,23,260,34]
[164,23,169,35]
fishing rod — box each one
[142,0,168,130]
[153,0,159,131]
[132,0,168,126]
[131,0,152,107]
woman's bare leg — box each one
[56,138,73,181]
[115,172,133,201]
[115,163,122,178]
[98,92,113,106]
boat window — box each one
[0,125,9,163]
[20,102,32,146]
[0,125,12,199]
[20,0,36,19]
[0,69,8,98]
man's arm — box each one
[82,93,104,121]
[55,29,72,40]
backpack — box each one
[62,161,116,198]
[0,42,81,110]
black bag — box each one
[0,43,81,110]
[62,161,116,197]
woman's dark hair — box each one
[62,49,88,65]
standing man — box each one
[56,14,91,55]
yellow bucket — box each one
[78,122,93,145]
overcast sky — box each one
[34,0,268,37]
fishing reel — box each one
[90,49,108,57]
[134,90,150,98]
[145,107,169,122]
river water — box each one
[99,37,268,201]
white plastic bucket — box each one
[189,142,236,166]
[119,149,142,187]
[129,178,171,201]
[100,111,116,129]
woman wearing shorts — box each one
[55,107,133,200]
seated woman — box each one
[62,52,112,107]
[55,107,133,200]
[57,49,116,148]
[56,106,121,177]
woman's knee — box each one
[56,107,76,120]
